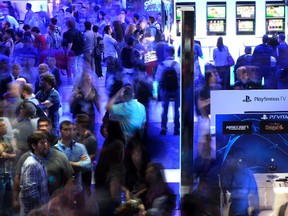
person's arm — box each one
[105,87,125,112]
[41,100,54,108]
[12,174,21,211]
[69,144,92,172]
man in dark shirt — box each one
[63,20,84,81]
[276,33,288,89]
[252,34,276,89]
[35,73,61,136]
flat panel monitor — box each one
[237,20,255,34]
[266,4,285,18]
[207,5,226,19]
[236,5,255,18]
[207,20,225,35]
[267,19,284,32]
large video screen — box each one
[267,19,284,32]
[237,5,255,18]
[266,5,285,18]
[208,20,225,32]
[207,6,226,18]
[237,20,254,33]
[216,113,288,173]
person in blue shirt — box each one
[54,120,91,212]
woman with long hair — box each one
[213,37,231,90]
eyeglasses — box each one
[38,140,48,145]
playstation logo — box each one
[243,95,252,102]
[261,114,268,120]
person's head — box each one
[7,81,21,98]
[125,23,136,37]
[127,137,150,169]
[104,25,112,34]
[58,8,64,16]
[2,21,10,30]
[133,13,139,23]
[115,199,146,216]
[92,25,99,33]
[4,29,14,40]
[278,33,286,43]
[65,8,72,17]
[0,54,10,78]
[145,163,166,184]
[66,20,75,29]
[139,19,147,30]
[37,117,52,132]
[31,26,40,37]
[216,36,224,48]
[12,63,21,77]
[0,119,7,137]
[106,120,125,141]
[20,82,33,99]
[236,66,249,83]
[84,21,92,31]
[127,36,135,46]
[26,3,32,11]
[45,56,56,68]
[20,101,36,118]
[204,70,216,86]
[60,120,73,140]
[27,132,49,156]
[75,114,90,131]
[15,30,23,41]
[148,15,155,24]
[164,46,175,58]
[262,34,269,44]
[23,24,31,32]
[121,84,134,102]
[48,24,56,33]
[38,63,49,74]
[40,73,56,89]
[244,46,252,54]
[50,17,57,25]
[98,11,105,20]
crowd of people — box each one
[1,0,287,215]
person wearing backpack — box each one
[155,46,180,135]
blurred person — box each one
[23,3,34,25]
[94,139,128,216]
[2,7,19,29]
[45,56,62,89]
[92,25,104,78]
[220,152,259,216]
[0,54,11,99]
[70,70,101,132]
[234,46,253,79]
[106,84,146,143]
[101,119,125,149]
[141,163,175,211]
[35,73,61,136]
[50,17,61,35]
[121,36,137,81]
[12,63,28,82]
[180,193,205,216]
[155,46,180,135]
[113,17,125,51]
[6,1,15,19]
[125,137,151,197]
[31,26,47,63]
[193,134,222,216]
[3,28,14,57]
[115,199,146,216]
[54,120,92,212]
[213,36,231,90]
[103,25,119,63]
[234,66,261,90]
[95,11,106,35]
[194,41,204,84]
[46,24,62,51]
[34,63,52,93]
[125,23,137,43]
[276,33,288,89]
[83,21,96,72]
[252,34,275,89]
[74,113,98,196]
[63,20,84,81]
[19,132,50,215]
[0,119,16,216]
[14,30,24,51]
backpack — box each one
[74,30,86,55]
[151,25,162,43]
[161,61,179,91]
[95,36,104,56]
[23,100,47,117]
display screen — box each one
[208,20,225,32]
[267,19,284,32]
[237,20,254,32]
[207,6,226,18]
[237,5,255,18]
[266,5,285,18]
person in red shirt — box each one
[31,26,47,63]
